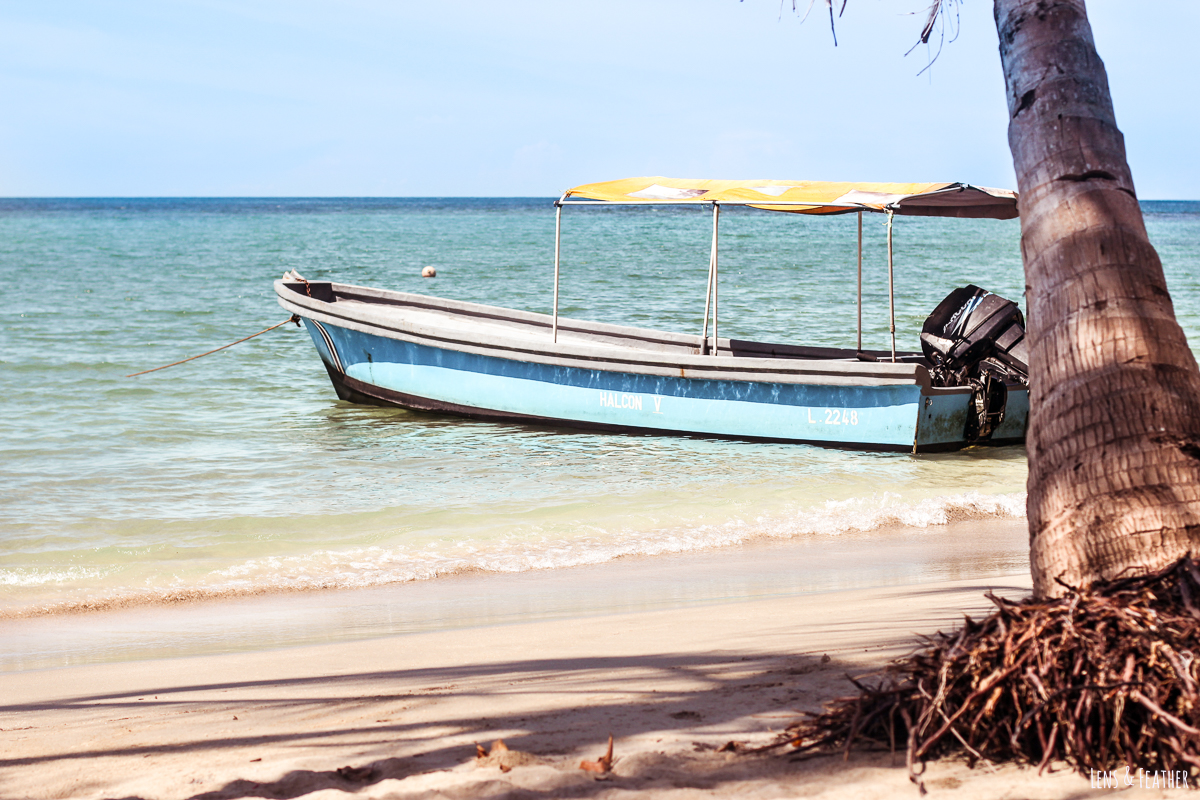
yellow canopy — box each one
[563,177,1018,219]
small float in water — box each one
[276,177,1028,452]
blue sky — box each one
[1,1,1194,198]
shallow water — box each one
[1,519,1031,672]
[1,198,1197,657]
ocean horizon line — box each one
[1,195,1198,203]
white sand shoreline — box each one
[1,567,1155,800]
[1,518,1031,672]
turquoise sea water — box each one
[2,198,1198,665]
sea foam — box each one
[1,491,1025,618]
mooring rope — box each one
[126,315,301,377]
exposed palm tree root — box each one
[780,557,1200,792]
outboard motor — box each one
[921,285,1030,441]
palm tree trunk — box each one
[994,0,1200,597]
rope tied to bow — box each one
[126,315,301,377]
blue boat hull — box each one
[300,313,1027,452]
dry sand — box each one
[0,569,1169,800]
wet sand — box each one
[2,518,1029,672]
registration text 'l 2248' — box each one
[807,408,860,425]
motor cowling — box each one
[921,285,1029,441]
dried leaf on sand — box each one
[473,739,541,772]
[580,735,615,774]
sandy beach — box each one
[0,541,1162,800]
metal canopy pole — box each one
[856,209,863,352]
[700,203,717,355]
[886,209,896,362]
[552,200,562,343]
[711,202,720,356]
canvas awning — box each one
[563,177,1018,219]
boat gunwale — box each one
[275,279,952,390]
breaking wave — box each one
[0,491,1025,619]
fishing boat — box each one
[276,177,1028,452]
